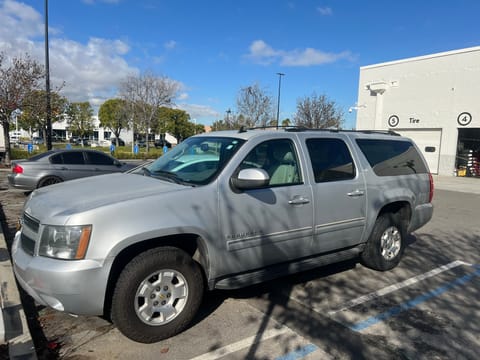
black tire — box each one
[361,213,406,271]
[111,247,204,343]
[37,176,63,188]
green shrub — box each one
[10,145,162,160]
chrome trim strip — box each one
[227,226,312,251]
[315,217,365,230]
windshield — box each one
[133,136,245,185]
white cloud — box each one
[176,103,220,120]
[178,92,189,100]
[83,0,121,5]
[164,40,177,50]
[49,37,137,103]
[281,48,352,66]
[246,40,280,65]
[245,40,352,67]
[317,6,333,16]
[0,0,43,41]
[0,0,138,107]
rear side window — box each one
[356,139,428,176]
[86,152,115,165]
[306,138,355,183]
[50,151,85,165]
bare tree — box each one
[119,71,180,152]
[0,53,43,164]
[294,93,344,129]
[236,83,273,127]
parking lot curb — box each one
[0,222,37,359]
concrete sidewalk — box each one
[1,228,37,359]
[0,167,37,359]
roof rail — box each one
[236,126,400,136]
[356,130,400,136]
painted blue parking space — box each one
[325,261,479,334]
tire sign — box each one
[457,112,472,126]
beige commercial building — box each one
[355,46,480,177]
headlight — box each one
[39,225,92,260]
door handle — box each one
[347,189,365,197]
[288,196,310,205]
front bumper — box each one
[12,231,110,315]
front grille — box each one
[21,212,40,256]
[21,233,36,256]
[23,213,40,233]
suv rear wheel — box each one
[111,247,204,343]
[361,213,406,271]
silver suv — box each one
[12,128,434,343]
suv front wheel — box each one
[111,247,204,343]
[361,213,406,271]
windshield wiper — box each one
[151,170,194,186]
[142,167,152,177]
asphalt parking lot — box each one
[1,172,479,359]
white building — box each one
[355,46,480,176]
[49,116,177,146]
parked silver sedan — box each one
[8,149,136,191]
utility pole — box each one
[276,73,285,130]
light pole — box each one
[226,108,231,128]
[44,0,52,150]
[276,72,285,129]
[13,109,21,132]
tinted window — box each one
[50,154,63,164]
[60,151,85,165]
[356,139,428,176]
[87,152,115,165]
[306,138,355,183]
[239,139,301,186]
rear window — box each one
[356,139,428,176]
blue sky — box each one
[1,0,479,129]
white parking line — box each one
[328,260,472,315]
[189,327,289,360]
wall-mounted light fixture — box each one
[348,103,367,113]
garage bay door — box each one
[395,129,442,174]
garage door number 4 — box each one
[457,112,472,126]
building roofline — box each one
[360,46,480,70]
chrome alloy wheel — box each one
[380,226,401,260]
[134,269,188,326]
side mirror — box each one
[231,168,270,190]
